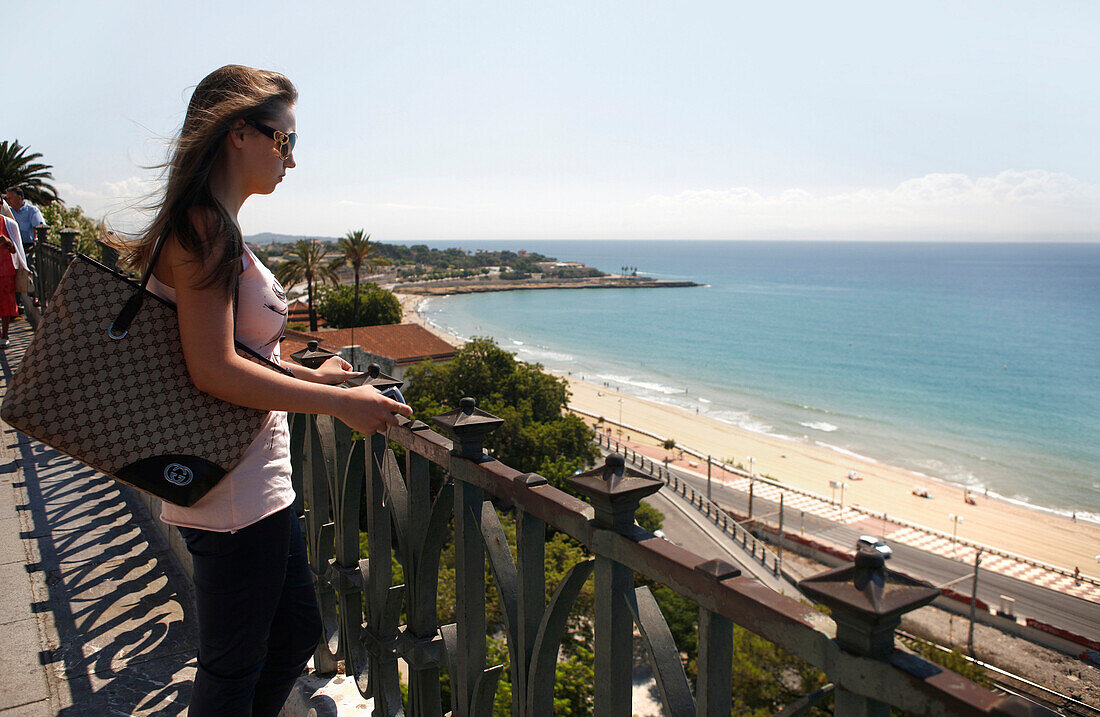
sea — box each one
[396,240,1100,522]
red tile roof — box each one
[282,324,458,365]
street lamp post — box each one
[617,397,624,438]
[968,549,983,656]
[949,513,963,557]
[746,456,756,519]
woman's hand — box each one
[286,355,360,385]
[311,355,358,385]
[336,385,413,435]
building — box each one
[285,299,327,328]
[282,324,458,382]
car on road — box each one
[856,535,893,560]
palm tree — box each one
[0,140,60,206]
[275,239,340,331]
[331,229,389,324]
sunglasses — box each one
[244,119,297,160]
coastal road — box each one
[663,467,1100,641]
[644,488,794,594]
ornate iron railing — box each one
[288,402,1047,716]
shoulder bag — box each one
[14,267,32,294]
[0,236,293,506]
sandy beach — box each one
[566,378,1100,580]
[398,292,1100,581]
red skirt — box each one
[0,275,17,317]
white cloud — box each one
[55,177,159,232]
[641,170,1100,236]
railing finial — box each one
[568,453,663,530]
[798,548,939,657]
[290,340,337,369]
[431,397,504,460]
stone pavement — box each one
[0,318,198,715]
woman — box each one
[124,65,412,715]
[0,201,28,347]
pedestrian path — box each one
[722,475,866,526]
[882,526,1095,598]
[610,432,1100,604]
[0,319,197,715]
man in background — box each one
[4,186,45,257]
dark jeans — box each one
[180,507,322,716]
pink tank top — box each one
[148,244,295,531]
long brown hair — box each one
[121,65,297,297]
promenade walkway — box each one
[0,319,197,715]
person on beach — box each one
[118,65,411,716]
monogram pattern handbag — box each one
[0,240,292,506]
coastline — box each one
[395,277,700,296]
[397,292,1100,580]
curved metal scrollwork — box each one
[294,414,339,674]
[477,498,599,716]
[378,443,454,715]
[525,558,595,715]
[628,585,695,716]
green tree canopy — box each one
[634,501,664,533]
[334,229,388,277]
[40,203,106,259]
[404,337,598,487]
[315,283,401,328]
[331,229,390,320]
[0,140,59,206]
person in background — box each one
[1,200,40,329]
[0,203,28,346]
[4,186,45,256]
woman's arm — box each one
[0,221,15,252]
[164,235,411,435]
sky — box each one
[5,1,1100,241]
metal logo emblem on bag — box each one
[164,463,194,486]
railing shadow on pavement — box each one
[1,324,197,715]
